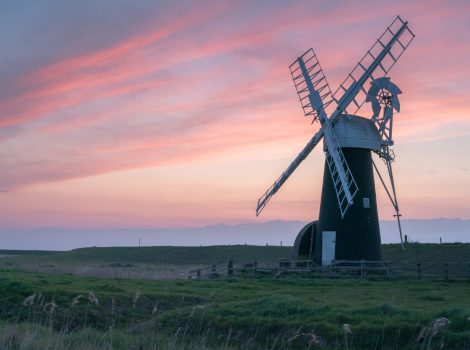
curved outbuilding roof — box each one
[292,220,317,259]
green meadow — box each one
[0,244,469,349]
[2,242,470,266]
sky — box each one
[0,0,469,230]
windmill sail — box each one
[256,16,414,217]
[332,16,414,117]
[289,49,335,121]
[256,127,324,216]
[295,53,358,217]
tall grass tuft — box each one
[417,317,450,350]
[343,323,352,350]
[71,295,82,307]
[22,294,35,306]
[43,299,57,313]
[152,302,158,314]
[132,290,141,309]
[88,291,99,306]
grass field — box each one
[0,245,292,281]
[0,244,469,349]
[1,268,470,349]
[0,245,290,265]
[2,242,470,265]
[1,243,469,280]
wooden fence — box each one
[188,259,470,280]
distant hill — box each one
[380,218,470,243]
[0,218,469,250]
[0,220,306,250]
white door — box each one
[322,231,336,266]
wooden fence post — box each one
[211,264,217,277]
[228,260,233,276]
[417,263,422,279]
[253,261,257,274]
[197,269,201,280]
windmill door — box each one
[321,231,336,266]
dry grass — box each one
[1,262,197,280]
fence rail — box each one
[187,259,470,280]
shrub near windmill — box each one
[256,16,415,265]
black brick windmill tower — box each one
[256,16,415,265]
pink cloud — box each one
[1,1,470,228]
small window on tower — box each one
[363,197,370,208]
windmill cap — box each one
[329,115,381,151]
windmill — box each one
[255,16,415,265]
